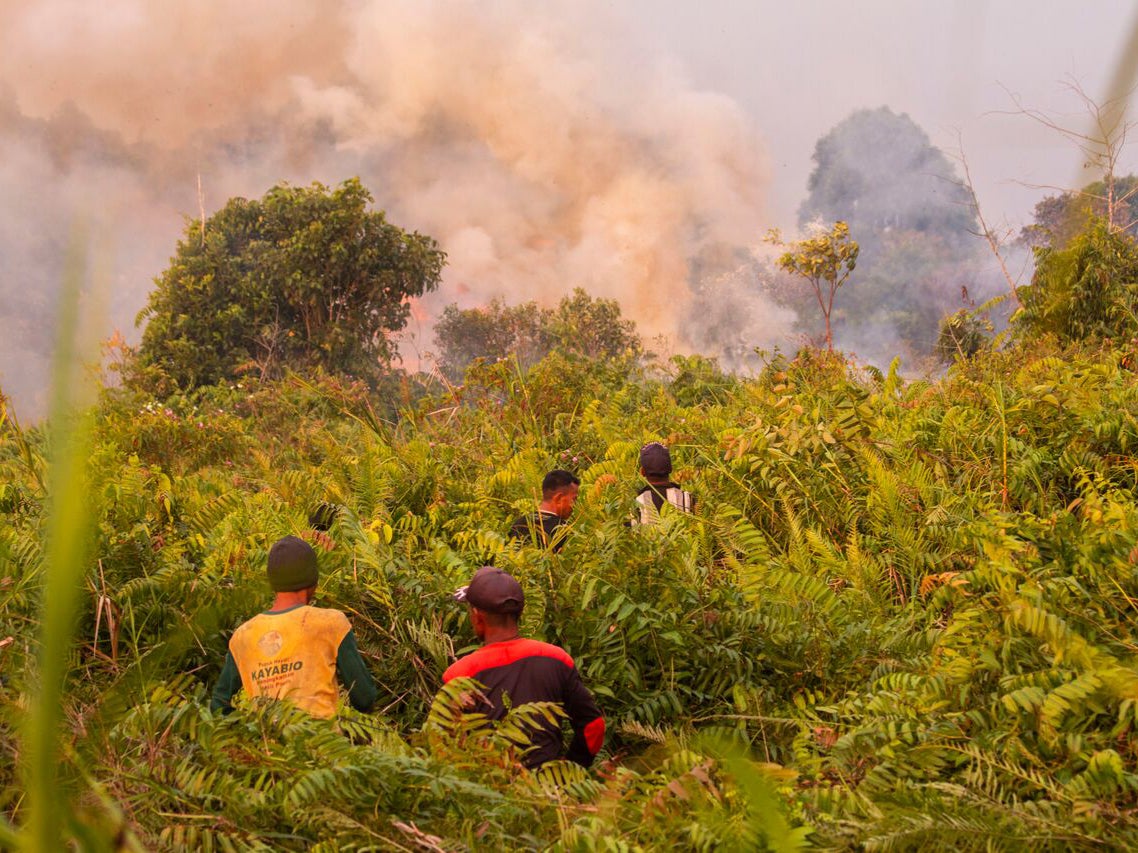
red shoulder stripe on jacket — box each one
[443,638,575,683]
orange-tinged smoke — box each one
[0,0,791,416]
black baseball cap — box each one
[453,566,525,615]
[639,442,672,477]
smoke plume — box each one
[0,0,787,417]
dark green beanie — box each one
[267,536,318,592]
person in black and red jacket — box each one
[444,566,605,769]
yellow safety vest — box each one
[228,605,350,719]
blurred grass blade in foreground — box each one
[19,229,98,850]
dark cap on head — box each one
[639,442,672,477]
[454,566,525,615]
[267,536,319,592]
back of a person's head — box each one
[458,565,526,616]
[267,535,319,592]
[542,469,580,499]
[639,442,672,479]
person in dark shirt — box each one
[508,469,580,551]
[444,566,605,768]
[633,442,694,524]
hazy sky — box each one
[2,1,1138,418]
[632,0,1138,228]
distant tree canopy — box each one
[433,288,641,381]
[1021,175,1138,249]
[434,299,553,380]
[136,179,445,390]
[799,107,975,241]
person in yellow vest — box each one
[211,536,377,718]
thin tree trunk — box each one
[825,283,838,351]
[811,279,832,351]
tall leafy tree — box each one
[136,179,445,390]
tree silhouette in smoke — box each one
[799,106,975,242]
[786,108,986,360]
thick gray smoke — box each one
[0,0,790,418]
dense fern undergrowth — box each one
[5,341,1138,850]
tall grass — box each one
[18,234,96,850]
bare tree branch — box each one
[951,136,1023,307]
[992,77,1138,233]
